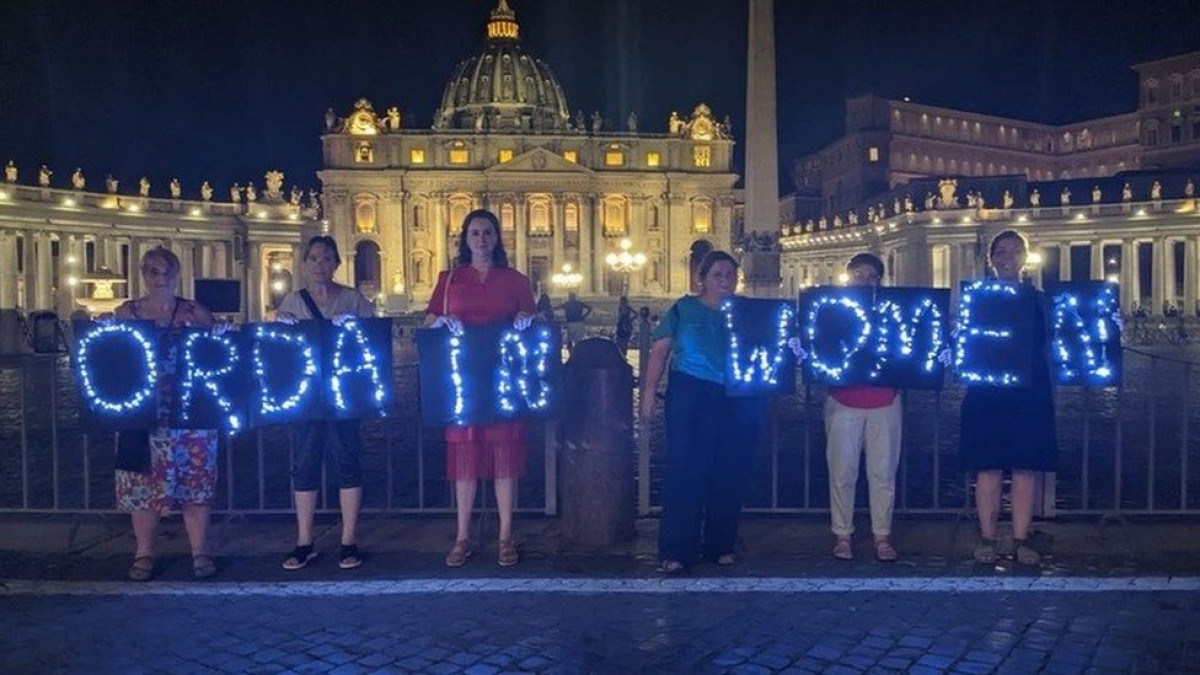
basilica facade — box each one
[317,0,736,310]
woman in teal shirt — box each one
[639,251,769,574]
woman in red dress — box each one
[425,209,536,567]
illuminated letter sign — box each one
[249,323,322,427]
[870,287,949,389]
[415,321,563,427]
[1047,281,1121,387]
[324,318,392,420]
[72,321,160,430]
[954,280,1035,386]
[722,297,797,396]
[798,286,874,385]
[172,328,248,430]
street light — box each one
[551,262,582,290]
[604,238,646,296]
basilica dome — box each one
[433,0,570,133]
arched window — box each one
[564,202,579,232]
[500,203,515,231]
[353,240,381,296]
[691,200,712,234]
[448,195,471,235]
[354,194,377,234]
[528,197,551,235]
[603,196,627,237]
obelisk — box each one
[742,0,781,296]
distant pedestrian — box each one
[114,246,220,581]
[960,230,1056,566]
[615,295,635,356]
[536,292,554,321]
[560,291,592,349]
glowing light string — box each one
[178,331,242,430]
[872,298,944,380]
[330,319,387,413]
[77,323,158,414]
[448,335,467,425]
[496,326,553,414]
[804,296,871,382]
[955,280,1019,386]
[1052,284,1117,383]
[253,325,317,415]
[722,299,794,387]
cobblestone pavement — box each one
[3,577,1199,674]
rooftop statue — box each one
[1187,179,1195,198]
[1122,182,1132,201]
[1092,186,1102,203]
[1151,181,1162,200]
[106,174,119,194]
[324,107,337,131]
[668,111,684,136]
[627,111,638,132]
[230,183,241,204]
[936,178,958,209]
[169,178,181,199]
[39,165,52,187]
[308,190,322,217]
[1003,190,1014,209]
[290,185,302,206]
[1060,187,1070,205]
[246,182,258,202]
[264,170,284,201]
[848,210,858,226]
[138,177,150,197]
[904,195,913,212]
[590,111,603,134]
[201,181,213,202]
[4,160,15,183]
[832,214,842,228]
[71,168,85,190]
[384,107,401,132]
[1030,189,1040,207]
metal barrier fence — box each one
[1,317,1198,518]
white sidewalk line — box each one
[3,576,1200,596]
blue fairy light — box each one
[448,334,467,425]
[496,326,553,414]
[178,331,242,430]
[330,319,387,413]
[872,298,944,379]
[722,299,794,386]
[76,322,159,414]
[804,296,871,382]
[1051,283,1118,384]
[955,280,1019,386]
[253,325,317,415]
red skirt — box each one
[445,420,528,481]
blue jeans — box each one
[658,372,767,566]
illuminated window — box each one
[500,203,515,231]
[563,150,578,163]
[691,201,711,234]
[449,196,471,235]
[529,200,550,235]
[354,195,377,234]
[646,151,661,167]
[868,147,880,162]
[449,142,469,164]
[498,149,514,163]
[605,151,625,167]
[564,203,579,232]
[693,146,711,168]
[409,149,426,164]
[603,197,627,236]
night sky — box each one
[2,0,1200,199]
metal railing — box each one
[1,316,1198,518]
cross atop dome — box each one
[486,0,520,43]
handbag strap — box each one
[298,289,326,321]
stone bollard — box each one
[560,336,636,547]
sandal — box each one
[445,540,472,568]
[498,539,519,567]
[282,544,318,571]
[874,538,899,563]
[1014,539,1041,565]
[339,544,363,570]
[191,555,217,579]
[832,537,853,561]
[973,537,997,564]
[128,556,154,582]
[659,559,685,575]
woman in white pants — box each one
[823,253,903,562]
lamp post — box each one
[551,262,583,292]
[604,238,646,296]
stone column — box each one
[1184,237,1198,316]
[198,242,213,279]
[551,196,566,273]
[1059,245,1072,283]
[0,233,16,308]
[1151,237,1166,314]
[1090,242,1104,281]
[514,194,528,275]
[291,242,306,292]
[35,231,53,310]
[178,240,195,298]
[212,241,228,279]
[1120,239,1138,312]
[582,194,597,295]
[246,242,263,321]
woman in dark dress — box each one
[959,230,1056,565]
